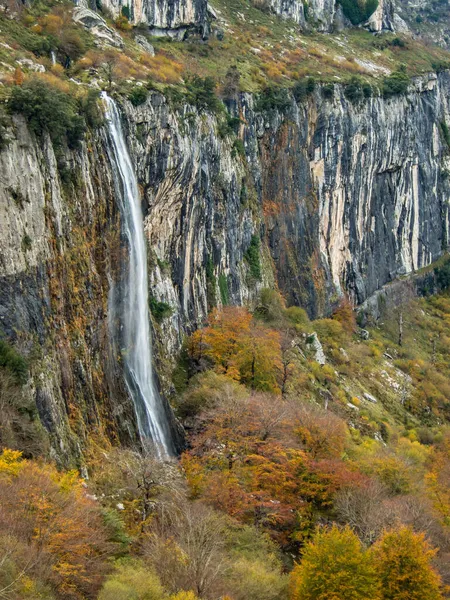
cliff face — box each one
[99,0,208,36]
[2,72,450,460]
[126,71,450,328]
[0,118,140,464]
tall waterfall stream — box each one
[103,93,174,458]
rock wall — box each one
[263,0,399,31]
[99,0,208,37]
[1,72,450,460]
[0,118,143,465]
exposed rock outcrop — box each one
[72,7,124,47]
[99,0,208,38]
[262,0,401,31]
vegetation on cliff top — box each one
[0,0,450,113]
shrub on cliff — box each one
[0,339,28,384]
[338,0,378,25]
[434,258,450,289]
[256,85,291,113]
[0,107,9,150]
[382,69,410,97]
[9,79,85,149]
[185,75,222,113]
[244,234,262,280]
[128,86,148,106]
[292,77,316,103]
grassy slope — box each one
[1,0,450,98]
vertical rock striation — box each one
[99,0,208,37]
[1,72,450,458]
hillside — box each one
[2,0,450,598]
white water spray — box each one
[102,93,173,458]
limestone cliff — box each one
[1,72,450,461]
[99,0,208,37]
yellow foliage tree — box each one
[170,592,199,600]
[371,527,443,600]
[0,448,23,476]
[289,525,380,600]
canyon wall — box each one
[1,72,450,461]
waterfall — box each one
[51,51,56,65]
[102,93,174,458]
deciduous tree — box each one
[372,527,443,600]
[289,525,380,600]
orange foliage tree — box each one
[182,393,359,549]
[0,449,111,599]
[188,307,281,392]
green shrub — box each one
[149,297,173,323]
[218,114,241,139]
[374,36,407,50]
[79,89,103,128]
[101,508,131,551]
[435,259,450,289]
[244,235,262,280]
[382,69,410,97]
[293,77,316,103]
[0,107,9,150]
[128,86,148,107]
[255,86,291,113]
[362,82,373,98]
[219,273,229,305]
[232,138,245,158]
[206,256,217,308]
[321,83,334,100]
[99,560,165,600]
[440,121,450,148]
[186,75,222,113]
[344,77,364,104]
[121,5,131,20]
[22,234,32,252]
[338,0,378,24]
[0,339,28,384]
[9,79,86,149]
[391,36,406,47]
[432,59,450,72]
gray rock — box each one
[72,7,124,47]
[364,392,378,404]
[16,58,45,72]
[135,34,155,55]
[308,333,326,365]
[99,0,208,34]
